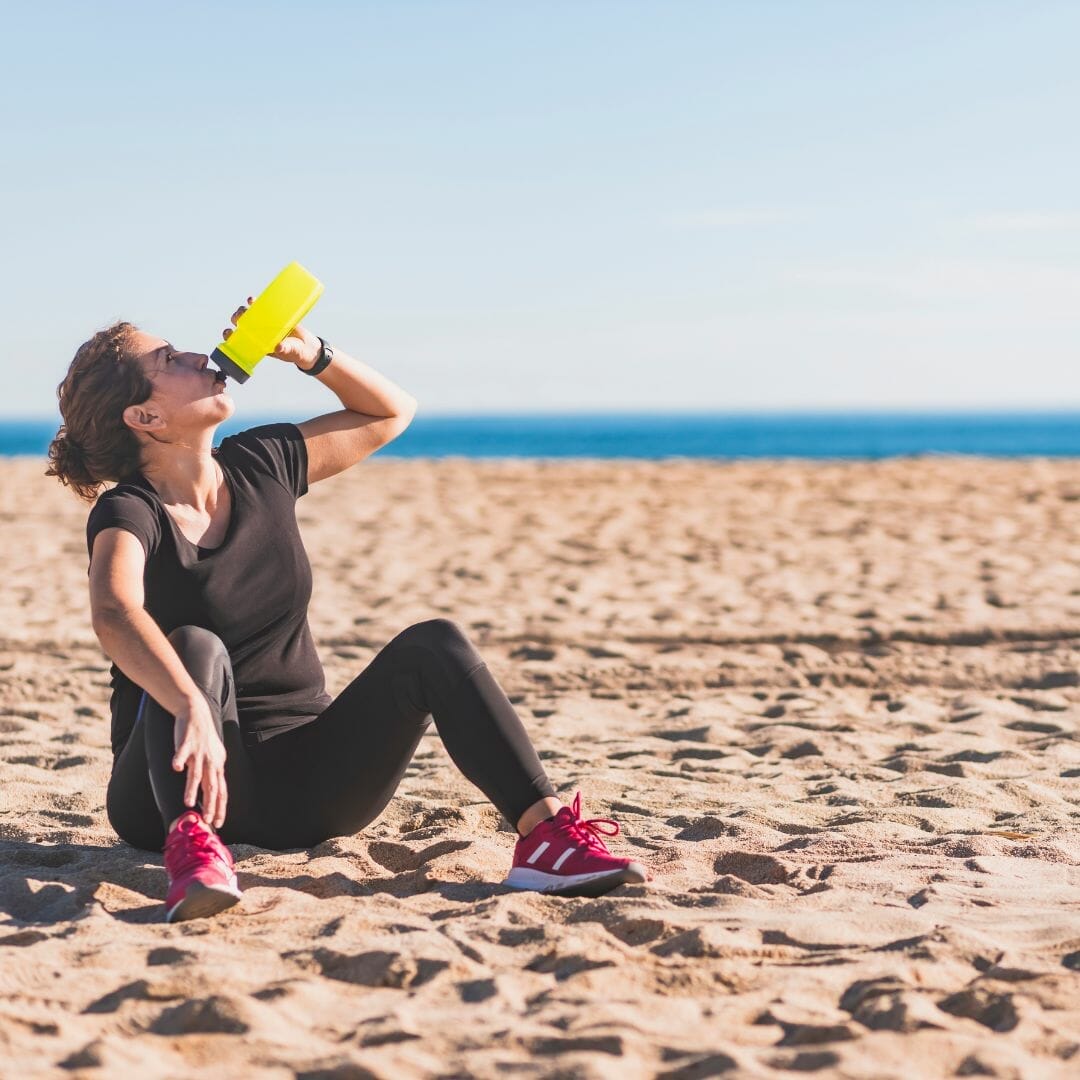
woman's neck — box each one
[140,439,222,510]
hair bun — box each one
[45,427,99,498]
[53,429,83,464]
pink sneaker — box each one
[164,810,242,923]
[505,791,649,897]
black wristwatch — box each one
[303,337,334,377]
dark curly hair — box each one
[45,321,153,501]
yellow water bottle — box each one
[210,262,324,383]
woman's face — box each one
[126,329,234,437]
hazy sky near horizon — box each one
[3,1,1079,419]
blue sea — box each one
[7,412,1080,460]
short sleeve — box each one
[86,485,162,565]
[218,422,310,500]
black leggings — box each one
[107,619,557,852]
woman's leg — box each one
[259,619,558,848]
[106,625,260,851]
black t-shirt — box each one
[86,422,332,755]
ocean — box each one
[6,412,1080,460]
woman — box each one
[46,302,648,923]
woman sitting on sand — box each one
[45,303,648,922]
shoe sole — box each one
[166,882,242,923]
[504,861,648,898]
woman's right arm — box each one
[89,529,228,828]
[89,529,204,714]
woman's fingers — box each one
[212,774,228,829]
[173,734,191,772]
[204,768,220,826]
[183,757,200,808]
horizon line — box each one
[8,405,1080,423]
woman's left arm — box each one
[225,301,419,485]
[291,337,419,485]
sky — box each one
[2,0,1079,419]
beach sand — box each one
[1,454,1079,1079]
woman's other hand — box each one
[172,693,228,829]
[223,297,321,370]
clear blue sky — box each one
[3,1,1079,419]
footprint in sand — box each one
[603,917,670,948]
[527,1034,624,1056]
[937,987,1020,1032]
[147,946,194,966]
[767,1050,841,1072]
[354,1016,423,1047]
[0,929,50,947]
[656,1051,739,1078]
[840,977,944,1033]
[150,995,253,1034]
[398,806,467,833]
[649,725,713,743]
[367,839,472,874]
[525,950,616,981]
[713,852,796,886]
[291,947,451,989]
[509,645,558,662]
[775,1020,858,1047]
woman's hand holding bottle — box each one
[223,297,321,371]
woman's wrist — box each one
[300,337,334,377]
[296,344,320,371]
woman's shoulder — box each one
[88,475,158,512]
[86,478,162,558]
[218,422,303,457]
[216,422,308,500]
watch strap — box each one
[304,337,334,376]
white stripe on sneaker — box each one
[526,841,550,865]
[552,846,575,871]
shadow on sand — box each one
[0,838,511,929]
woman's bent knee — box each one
[394,618,473,652]
[106,788,165,852]
[165,626,231,697]
[393,619,482,669]
[383,619,485,710]
[167,624,227,659]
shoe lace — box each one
[561,791,620,854]
[165,815,224,877]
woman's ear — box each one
[122,401,164,434]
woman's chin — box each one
[214,395,236,419]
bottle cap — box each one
[209,348,250,383]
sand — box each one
[1,453,1079,1079]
